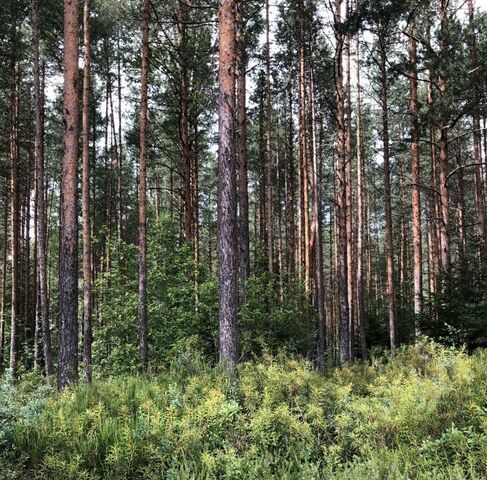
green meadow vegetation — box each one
[1,341,486,479]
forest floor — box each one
[1,341,486,479]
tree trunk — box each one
[334,0,350,366]
[467,0,486,244]
[344,0,354,357]
[438,0,450,273]
[178,3,193,244]
[286,82,296,275]
[23,145,32,356]
[298,0,309,286]
[0,188,8,370]
[310,70,326,371]
[427,61,439,295]
[455,141,467,257]
[117,37,123,241]
[236,0,250,295]
[82,0,92,383]
[58,0,80,389]
[138,0,150,370]
[379,34,397,351]
[265,0,273,274]
[218,0,238,369]
[9,56,20,376]
[355,31,367,360]
[33,180,39,369]
[408,28,422,328]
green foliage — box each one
[239,273,315,359]
[2,342,487,479]
[0,371,53,479]
[424,255,487,349]
[93,220,318,375]
[93,216,218,376]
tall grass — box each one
[2,341,487,479]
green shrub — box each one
[2,342,486,479]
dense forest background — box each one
[1,1,487,478]
[0,0,486,383]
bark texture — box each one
[218,0,238,369]
[58,0,80,389]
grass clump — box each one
[2,341,487,479]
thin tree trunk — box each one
[58,0,80,389]
[310,70,326,371]
[82,0,92,383]
[117,37,123,241]
[138,0,150,370]
[192,120,199,265]
[265,0,273,274]
[298,0,309,285]
[379,33,397,351]
[467,0,486,244]
[438,0,450,273]
[409,28,422,328]
[24,121,32,358]
[334,0,350,366]
[455,142,467,257]
[24,142,32,356]
[0,188,8,370]
[355,31,367,360]
[9,57,20,376]
[236,0,250,296]
[218,0,238,369]
[344,0,354,357]
[286,82,296,275]
[427,64,439,294]
[178,3,192,244]
[33,186,39,369]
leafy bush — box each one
[93,219,317,376]
[424,255,487,349]
[2,342,486,479]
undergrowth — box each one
[1,340,486,479]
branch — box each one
[446,163,484,184]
